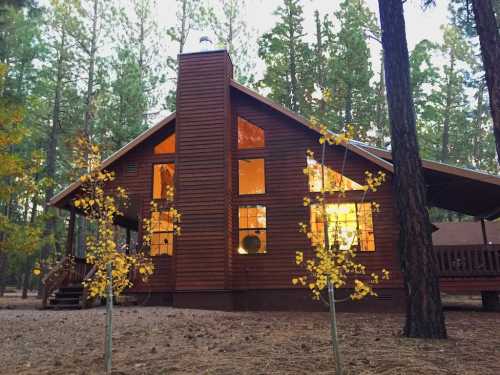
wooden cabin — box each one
[47,50,500,311]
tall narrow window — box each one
[310,203,375,252]
[307,156,363,192]
[153,163,175,200]
[150,211,174,256]
[238,117,265,149]
[238,206,267,254]
[239,159,265,195]
[357,202,375,251]
[154,132,176,154]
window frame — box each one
[152,162,176,201]
[237,116,265,150]
[238,158,266,196]
[153,131,176,155]
[306,156,364,193]
[237,205,268,255]
[150,210,175,257]
[309,202,376,252]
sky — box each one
[156,0,451,79]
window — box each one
[238,206,267,254]
[239,159,265,195]
[307,156,363,192]
[150,211,174,256]
[153,163,175,200]
[310,202,375,252]
[238,117,264,149]
[154,132,176,154]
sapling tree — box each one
[71,136,180,372]
[293,122,388,375]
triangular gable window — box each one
[154,132,175,154]
[238,117,265,149]
[307,156,364,192]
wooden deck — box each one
[436,245,500,305]
[435,245,500,278]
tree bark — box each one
[473,83,485,167]
[77,0,99,258]
[375,58,388,147]
[344,82,353,127]
[471,0,500,165]
[441,53,455,163]
[84,0,98,138]
[179,0,188,54]
[39,28,65,297]
[378,0,447,339]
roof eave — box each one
[49,112,176,208]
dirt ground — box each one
[0,295,499,375]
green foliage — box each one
[201,0,256,86]
[258,0,313,115]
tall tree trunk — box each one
[314,10,326,117]
[39,29,65,297]
[24,192,38,299]
[441,54,455,163]
[471,0,500,165]
[0,251,7,296]
[78,0,99,258]
[378,0,447,339]
[473,83,485,167]
[375,58,388,147]
[0,199,14,296]
[344,82,353,127]
[84,0,98,138]
[287,4,298,113]
[179,0,188,54]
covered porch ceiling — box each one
[358,144,500,220]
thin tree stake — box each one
[321,141,343,375]
[105,262,113,374]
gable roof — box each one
[49,112,176,207]
[50,81,500,220]
[230,80,395,173]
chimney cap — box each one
[199,36,213,51]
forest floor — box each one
[0,294,499,375]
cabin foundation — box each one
[481,291,500,311]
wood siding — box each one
[230,91,403,291]
[105,122,177,292]
[174,51,233,290]
[56,50,500,301]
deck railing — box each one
[41,257,92,308]
[434,245,500,277]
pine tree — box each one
[202,0,255,85]
[378,0,447,339]
[97,0,165,150]
[165,0,202,111]
[329,0,378,139]
[258,0,313,115]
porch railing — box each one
[434,245,500,277]
[41,257,92,308]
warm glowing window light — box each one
[238,117,265,149]
[307,156,364,192]
[310,203,375,252]
[153,163,175,200]
[154,132,176,154]
[150,211,174,256]
[239,159,265,195]
[238,206,267,254]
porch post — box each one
[126,228,131,255]
[480,218,488,245]
[66,208,76,256]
